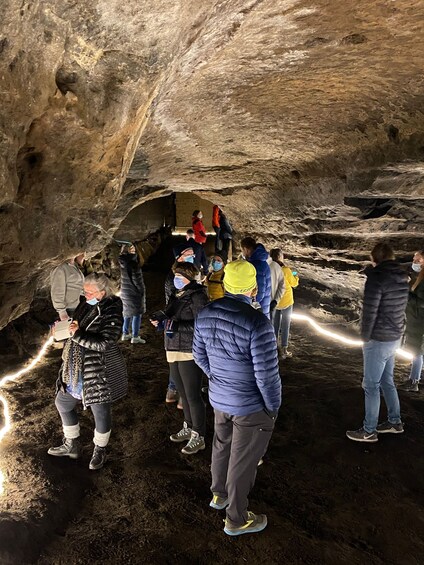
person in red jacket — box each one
[192,210,207,245]
[212,205,221,252]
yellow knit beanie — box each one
[223,260,257,294]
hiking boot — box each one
[224,512,268,536]
[170,422,192,442]
[181,431,206,455]
[131,336,146,344]
[210,493,229,510]
[399,380,419,393]
[89,445,107,470]
[376,421,404,434]
[48,438,81,459]
[346,427,378,443]
[177,397,183,410]
[121,333,132,341]
[166,389,178,403]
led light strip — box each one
[0,336,54,494]
[291,312,414,360]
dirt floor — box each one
[0,249,424,564]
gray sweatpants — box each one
[211,409,275,527]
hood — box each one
[250,243,269,262]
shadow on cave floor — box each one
[0,256,424,564]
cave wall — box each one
[0,0,424,328]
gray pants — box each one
[211,409,275,527]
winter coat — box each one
[118,253,146,317]
[248,244,272,318]
[206,269,225,301]
[212,205,220,229]
[219,213,233,240]
[404,280,424,355]
[164,281,208,352]
[193,293,281,416]
[192,217,207,244]
[50,262,84,317]
[361,260,409,342]
[174,238,209,273]
[277,266,299,309]
[267,259,285,305]
[57,296,128,406]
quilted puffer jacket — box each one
[118,253,146,317]
[404,280,424,355]
[57,296,127,406]
[249,244,272,318]
[193,293,281,416]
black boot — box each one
[48,438,81,459]
[89,445,107,470]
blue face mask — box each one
[174,277,187,290]
[212,261,223,271]
[412,263,422,273]
[87,297,99,306]
[184,256,195,264]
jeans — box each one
[410,354,423,382]
[362,339,401,433]
[272,305,293,347]
[123,314,141,337]
[169,360,205,436]
[55,390,112,433]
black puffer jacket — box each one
[164,282,208,352]
[57,296,128,406]
[164,270,175,305]
[118,253,146,317]
[404,280,424,355]
[361,260,409,342]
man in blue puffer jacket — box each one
[193,260,281,537]
[240,236,272,318]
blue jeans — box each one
[272,305,293,347]
[123,314,141,337]
[410,355,423,382]
[362,339,401,433]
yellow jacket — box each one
[206,269,225,301]
[277,266,299,309]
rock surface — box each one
[1,0,424,327]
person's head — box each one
[176,247,195,263]
[192,209,203,220]
[412,250,424,272]
[223,260,257,296]
[270,248,283,264]
[172,262,199,290]
[84,272,114,304]
[370,243,395,265]
[211,254,226,272]
[186,229,195,241]
[240,236,257,259]
[121,244,136,255]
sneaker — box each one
[89,445,107,470]
[399,380,419,393]
[166,389,178,403]
[281,348,293,359]
[346,427,378,443]
[170,422,192,443]
[224,512,268,536]
[48,438,81,459]
[177,398,183,410]
[131,336,146,344]
[376,421,404,434]
[121,334,132,341]
[181,431,206,455]
[210,493,229,510]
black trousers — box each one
[55,390,112,433]
[169,360,206,436]
[211,409,275,527]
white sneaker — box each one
[131,336,146,344]
[121,334,132,341]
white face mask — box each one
[412,263,422,273]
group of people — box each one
[46,209,424,536]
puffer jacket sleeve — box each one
[250,317,282,412]
[361,274,382,341]
[72,301,123,352]
[193,320,210,375]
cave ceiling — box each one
[0,0,424,327]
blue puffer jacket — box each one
[193,294,281,416]
[249,244,272,318]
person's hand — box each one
[270,299,277,312]
[150,319,159,327]
[59,312,69,321]
[69,321,79,336]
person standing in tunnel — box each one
[206,253,226,301]
[49,273,128,470]
[399,250,424,392]
[193,260,281,536]
[212,204,222,252]
[50,253,85,321]
[173,229,209,275]
[240,237,272,318]
[119,244,146,344]
[267,248,285,320]
[346,243,409,443]
[151,262,208,455]
[218,209,233,263]
[192,210,207,245]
